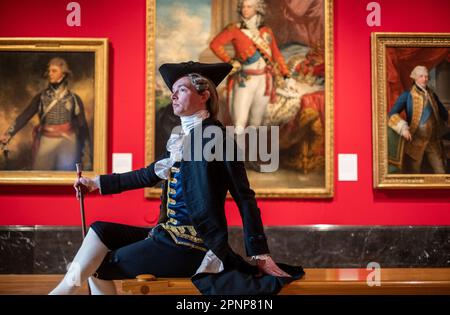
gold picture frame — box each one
[372,33,450,188]
[0,38,108,185]
[145,0,334,198]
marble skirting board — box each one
[0,225,449,274]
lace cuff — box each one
[251,254,271,261]
[93,176,102,194]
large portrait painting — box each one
[0,38,108,185]
[372,33,450,188]
[145,0,334,198]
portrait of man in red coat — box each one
[210,0,291,131]
[153,0,329,194]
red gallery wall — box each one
[0,0,449,226]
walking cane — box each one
[76,163,88,238]
[75,163,91,295]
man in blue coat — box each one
[50,61,302,295]
[388,65,449,174]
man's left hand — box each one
[256,256,291,277]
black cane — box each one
[76,163,88,238]
[75,163,91,295]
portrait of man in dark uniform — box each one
[0,55,93,171]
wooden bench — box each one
[121,268,450,295]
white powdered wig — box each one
[237,0,266,18]
[410,65,428,80]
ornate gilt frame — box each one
[372,33,450,188]
[0,38,108,185]
[145,0,334,198]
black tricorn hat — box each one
[159,61,232,91]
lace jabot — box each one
[154,110,210,179]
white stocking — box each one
[49,228,109,295]
[88,277,117,295]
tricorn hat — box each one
[158,61,232,91]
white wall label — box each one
[112,153,132,174]
[338,154,358,181]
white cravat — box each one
[180,109,210,135]
[243,14,258,31]
[154,109,210,179]
[417,84,433,104]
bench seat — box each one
[121,268,450,295]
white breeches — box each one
[33,133,78,170]
[231,73,270,130]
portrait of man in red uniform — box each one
[210,0,291,131]
[151,0,331,197]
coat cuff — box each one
[93,176,102,194]
[388,114,408,135]
[99,173,122,195]
[245,234,270,257]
